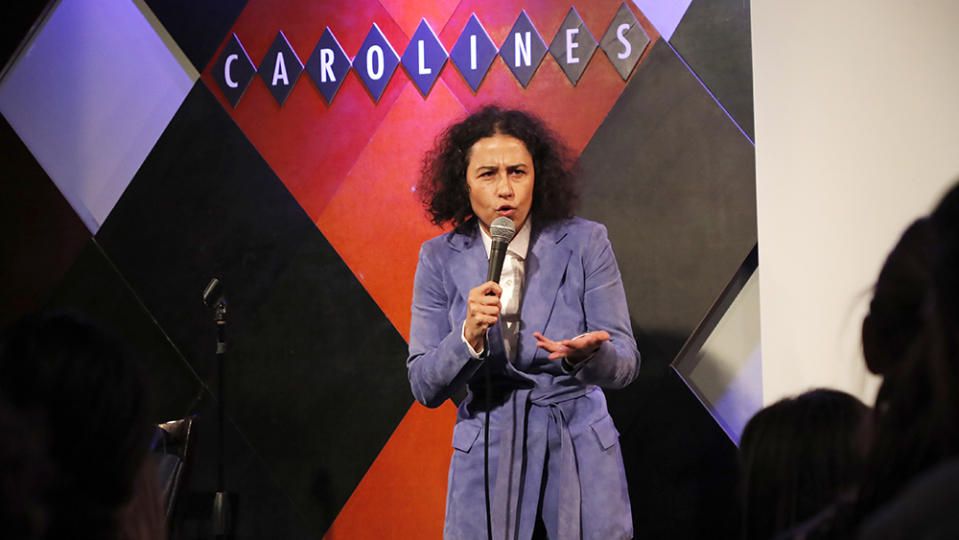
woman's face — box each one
[465,133,534,235]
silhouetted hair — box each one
[861,218,936,379]
[0,395,52,539]
[419,105,578,234]
[0,310,150,539]
[739,389,869,540]
[856,180,959,521]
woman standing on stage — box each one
[408,106,640,539]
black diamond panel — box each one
[96,82,314,383]
[225,226,411,535]
[0,112,89,327]
[616,363,741,538]
[579,39,753,538]
[94,81,411,537]
[579,39,756,345]
[144,0,249,72]
[48,246,316,540]
[670,0,755,140]
[0,3,50,68]
[172,395,315,540]
[44,240,199,425]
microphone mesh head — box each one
[490,216,516,243]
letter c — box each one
[224,54,239,88]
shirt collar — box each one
[479,217,531,260]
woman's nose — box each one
[496,175,514,196]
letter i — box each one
[470,34,477,70]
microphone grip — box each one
[487,240,508,283]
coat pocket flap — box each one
[451,421,481,452]
[590,415,620,451]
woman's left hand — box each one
[533,330,610,365]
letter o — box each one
[367,45,384,80]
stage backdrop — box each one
[0,0,756,538]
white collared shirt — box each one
[463,218,531,361]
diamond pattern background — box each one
[1,0,755,538]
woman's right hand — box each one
[464,281,502,352]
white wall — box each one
[752,1,959,405]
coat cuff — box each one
[461,321,488,358]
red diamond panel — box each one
[322,402,457,540]
[378,0,460,40]
[201,0,410,222]
[316,81,465,340]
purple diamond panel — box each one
[354,23,400,102]
[499,10,547,88]
[258,31,304,106]
[450,14,498,93]
[213,33,256,108]
[305,27,351,104]
[401,19,448,97]
[549,7,598,86]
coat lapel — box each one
[447,229,487,301]
[518,224,572,366]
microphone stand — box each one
[483,218,514,540]
[203,279,231,539]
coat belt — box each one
[491,387,590,539]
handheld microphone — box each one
[486,216,516,283]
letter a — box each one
[272,52,289,86]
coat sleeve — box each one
[407,242,485,408]
[573,223,641,388]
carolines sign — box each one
[213,4,650,107]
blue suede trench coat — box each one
[408,217,640,540]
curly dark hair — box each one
[419,105,579,234]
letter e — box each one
[566,28,580,64]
